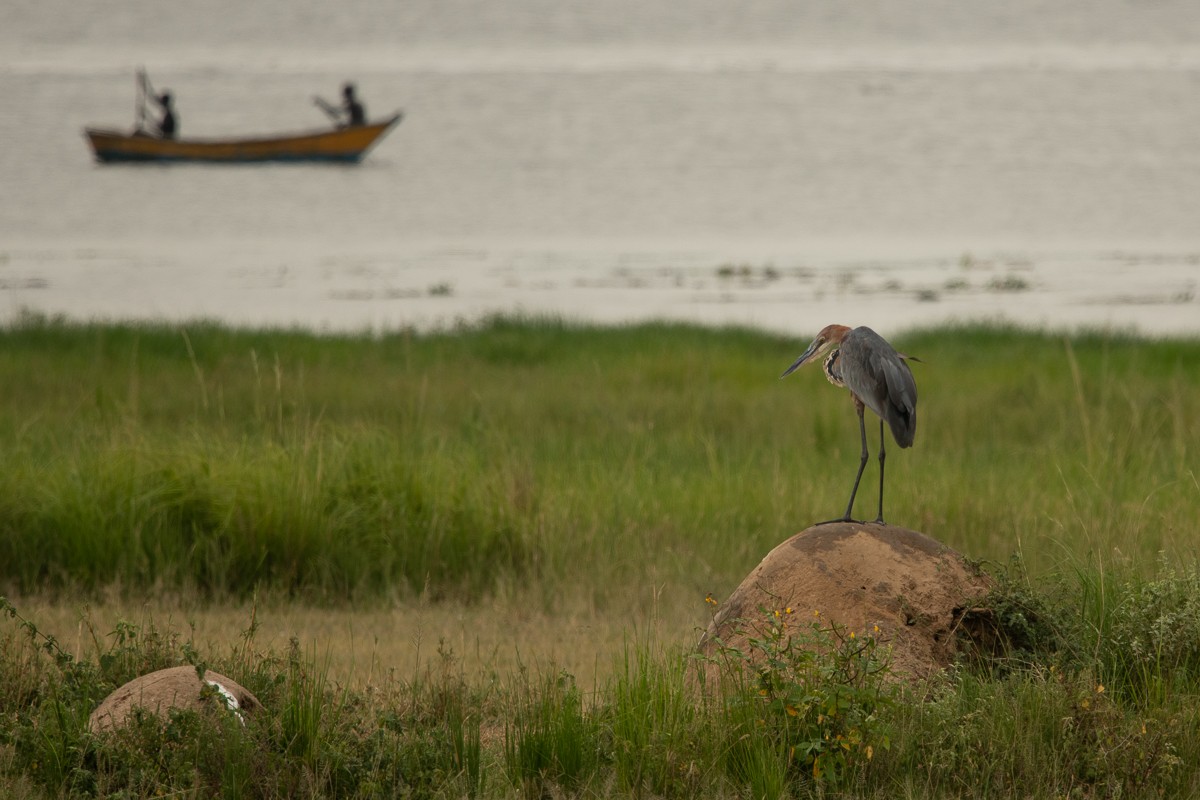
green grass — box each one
[0,314,1198,797]
[0,313,1196,606]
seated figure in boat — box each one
[152,91,177,139]
[314,82,367,128]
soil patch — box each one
[695,522,993,682]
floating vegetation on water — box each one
[714,262,782,284]
[987,274,1031,292]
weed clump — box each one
[701,606,895,795]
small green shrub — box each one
[963,555,1068,674]
[704,606,895,793]
[1085,557,1200,706]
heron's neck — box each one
[823,350,844,388]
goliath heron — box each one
[781,324,918,524]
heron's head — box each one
[780,324,851,378]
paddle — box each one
[135,69,168,134]
[313,95,343,124]
[136,68,151,132]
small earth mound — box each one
[695,522,993,682]
[89,665,262,733]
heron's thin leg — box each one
[874,417,886,524]
[840,400,870,522]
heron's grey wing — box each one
[841,328,917,447]
[878,356,917,447]
[837,329,886,400]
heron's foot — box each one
[815,516,862,526]
[870,517,887,525]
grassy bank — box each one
[0,314,1198,797]
[0,314,1196,606]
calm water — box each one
[2,0,1199,335]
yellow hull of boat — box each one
[84,114,402,163]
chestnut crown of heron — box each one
[781,324,918,524]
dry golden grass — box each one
[11,588,711,693]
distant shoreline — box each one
[2,242,1197,339]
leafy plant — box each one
[704,606,895,792]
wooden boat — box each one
[84,113,402,164]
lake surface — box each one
[2,0,1198,336]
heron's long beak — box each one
[780,341,821,379]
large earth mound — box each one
[696,522,993,682]
[89,665,262,733]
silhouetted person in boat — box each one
[315,82,367,128]
[152,91,177,139]
[342,83,366,126]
